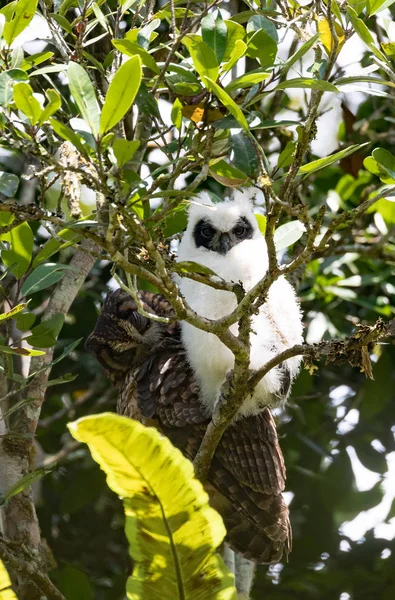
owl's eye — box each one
[233,224,247,238]
[201,225,215,238]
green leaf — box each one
[283,34,320,70]
[247,15,278,41]
[49,12,73,34]
[68,62,100,137]
[3,0,38,46]
[15,311,36,331]
[56,565,94,600]
[246,29,277,68]
[25,314,65,348]
[209,159,248,186]
[0,68,28,107]
[100,56,142,134]
[202,77,249,131]
[37,88,61,126]
[32,229,80,268]
[13,82,42,125]
[0,302,28,322]
[183,35,219,81]
[225,70,270,92]
[275,78,339,92]
[21,263,74,296]
[230,131,258,178]
[202,11,228,64]
[255,214,266,235]
[222,20,245,63]
[171,97,183,130]
[368,0,395,16]
[1,222,33,278]
[299,143,369,175]
[277,141,296,170]
[113,139,140,167]
[0,171,19,197]
[0,559,17,599]
[0,466,53,507]
[221,39,247,74]
[112,39,159,73]
[347,7,388,62]
[174,261,217,277]
[274,220,305,251]
[49,118,88,156]
[68,414,237,600]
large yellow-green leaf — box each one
[68,414,237,600]
[100,56,142,134]
[68,62,100,138]
[183,35,219,81]
[3,0,37,46]
[0,559,17,599]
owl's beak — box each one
[216,233,232,255]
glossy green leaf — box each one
[32,230,80,268]
[230,131,258,178]
[0,171,19,197]
[275,78,338,92]
[202,77,249,131]
[68,62,100,137]
[183,35,219,81]
[0,68,28,107]
[299,143,369,175]
[68,414,237,600]
[37,88,61,126]
[222,20,245,62]
[15,311,36,331]
[49,118,88,156]
[209,159,248,186]
[0,466,53,507]
[100,56,142,134]
[225,70,270,91]
[277,141,296,170]
[112,39,159,74]
[247,15,278,41]
[221,39,247,74]
[21,263,74,296]
[246,29,277,68]
[274,220,305,251]
[283,34,320,70]
[113,139,140,167]
[367,0,395,16]
[347,7,388,62]
[171,97,183,130]
[1,222,33,278]
[13,82,42,125]
[25,314,65,348]
[202,11,228,64]
[3,0,37,46]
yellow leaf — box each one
[318,18,345,55]
[68,413,237,600]
[0,559,17,599]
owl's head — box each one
[184,190,261,255]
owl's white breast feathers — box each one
[177,191,304,418]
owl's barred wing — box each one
[87,289,291,563]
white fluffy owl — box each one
[177,190,304,418]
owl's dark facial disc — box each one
[193,216,254,254]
